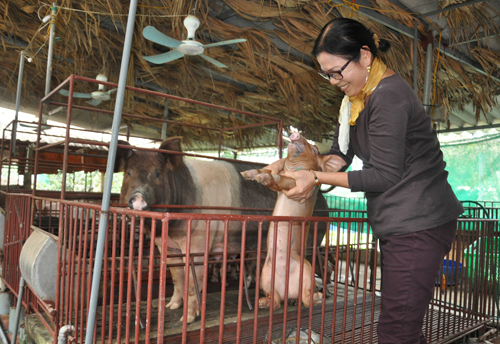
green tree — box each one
[36,170,123,193]
[441,135,500,202]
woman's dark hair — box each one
[312,18,390,60]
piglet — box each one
[241,132,329,309]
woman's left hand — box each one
[282,170,316,203]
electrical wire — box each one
[22,21,51,58]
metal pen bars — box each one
[2,193,498,344]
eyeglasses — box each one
[318,51,360,81]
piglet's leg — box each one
[265,174,296,191]
[240,169,272,180]
[259,291,281,310]
[259,257,281,310]
[242,169,297,192]
[300,262,323,308]
[256,173,297,192]
[289,251,323,308]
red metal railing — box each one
[52,201,380,344]
[3,194,498,343]
[2,193,31,295]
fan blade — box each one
[19,123,51,131]
[19,123,37,128]
[106,88,118,95]
[58,89,70,97]
[59,89,92,99]
[199,54,228,68]
[86,98,102,106]
[142,50,184,65]
[143,26,182,48]
[202,38,246,49]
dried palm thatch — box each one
[0,0,499,151]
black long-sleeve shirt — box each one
[328,74,463,239]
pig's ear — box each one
[114,140,133,172]
[319,154,348,173]
[311,145,320,157]
[159,136,184,169]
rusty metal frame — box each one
[2,193,499,343]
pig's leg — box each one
[288,251,322,308]
[259,224,286,310]
[255,173,293,190]
[240,168,272,181]
[259,258,273,308]
[167,263,185,309]
[182,258,203,323]
[259,258,281,309]
[174,235,206,323]
[284,224,322,308]
[244,252,258,288]
[272,174,297,191]
[210,262,221,283]
[245,171,297,192]
[229,260,239,280]
[259,291,281,309]
[300,258,322,308]
[154,239,185,310]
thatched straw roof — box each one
[1,0,500,151]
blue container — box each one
[437,260,462,286]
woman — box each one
[266,18,464,343]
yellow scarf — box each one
[348,57,387,125]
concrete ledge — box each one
[24,315,53,344]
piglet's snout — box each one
[128,192,149,210]
[289,132,301,141]
[288,132,306,154]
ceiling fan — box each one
[18,122,52,131]
[58,73,117,106]
[142,15,246,68]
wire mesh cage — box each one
[264,326,331,344]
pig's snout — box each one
[128,192,149,210]
[290,132,301,141]
[288,132,306,154]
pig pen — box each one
[1,74,499,343]
[2,193,499,344]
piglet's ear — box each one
[319,154,348,173]
[311,145,320,156]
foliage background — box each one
[441,132,500,202]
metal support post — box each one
[83,2,138,343]
[10,277,26,344]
